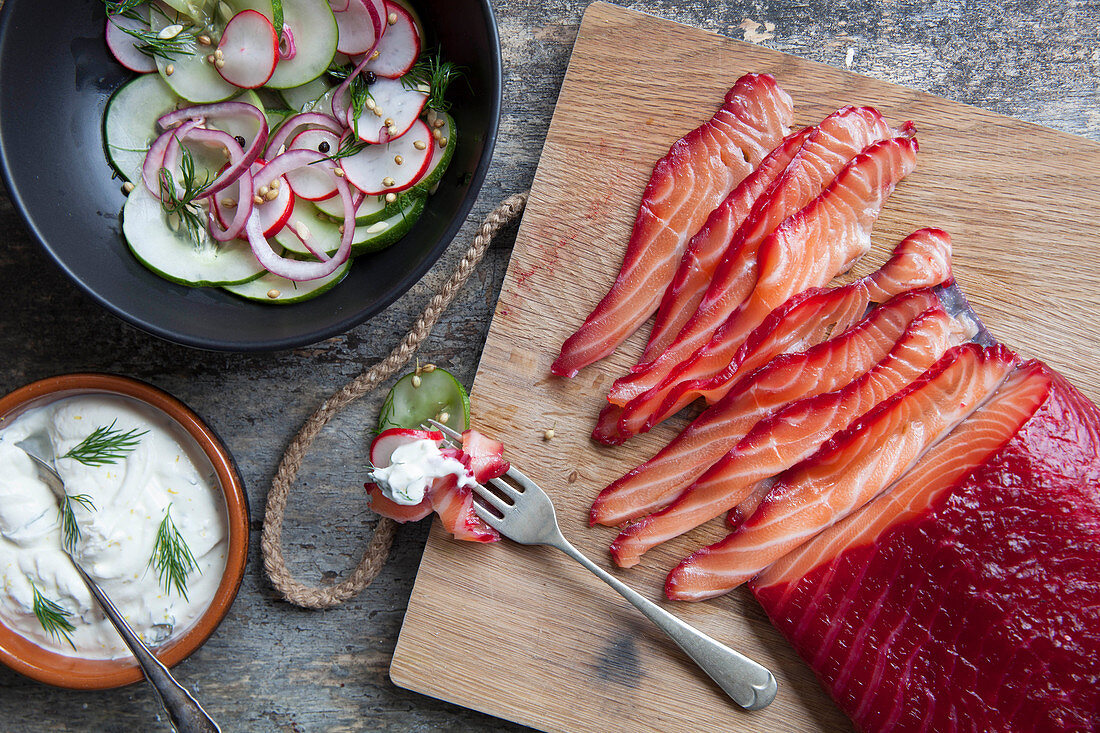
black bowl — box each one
[0,0,501,351]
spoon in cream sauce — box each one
[16,432,220,733]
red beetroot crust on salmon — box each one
[752,367,1100,731]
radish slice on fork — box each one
[105,11,157,73]
[216,10,279,89]
[347,76,428,143]
[365,0,420,78]
[333,0,384,55]
[340,119,432,194]
[285,129,341,200]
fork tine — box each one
[470,482,512,514]
[427,419,462,442]
[471,500,504,530]
[499,465,540,493]
[486,476,522,500]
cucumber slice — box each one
[313,189,410,225]
[104,74,181,183]
[378,367,470,433]
[278,76,331,111]
[123,185,268,286]
[160,0,214,24]
[222,258,350,303]
[412,112,456,194]
[225,0,338,88]
[275,192,426,257]
[150,9,238,102]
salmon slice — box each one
[606,113,915,406]
[591,229,952,445]
[644,126,815,360]
[620,228,954,440]
[590,287,943,528]
[551,74,794,378]
[603,137,922,442]
[665,343,1016,600]
[754,361,1051,595]
[750,364,1100,731]
[610,306,961,567]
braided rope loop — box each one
[261,192,529,609]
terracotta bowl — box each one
[0,373,249,689]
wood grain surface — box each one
[390,3,1100,731]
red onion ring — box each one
[264,112,344,159]
[142,119,201,197]
[183,128,254,242]
[157,102,268,197]
[278,24,296,59]
[245,149,356,280]
[330,6,384,122]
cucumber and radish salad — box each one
[103,0,459,303]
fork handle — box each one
[555,539,777,711]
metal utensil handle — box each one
[71,564,220,733]
[554,538,778,711]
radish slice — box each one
[213,161,292,237]
[333,0,383,55]
[328,0,351,12]
[105,12,157,73]
[348,76,427,143]
[216,10,279,89]
[340,119,432,194]
[285,129,340,200]
[365,0,420,78]
[371,429,443,467]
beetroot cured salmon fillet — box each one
[752,365,1100,731]
[607,109,911,404]
[550,74,795,378]
[591,228,953,445]
[643,126,815,360]
[629,228,955,438]
[665,343,1016,601]
[590,288,944,528]
[601,137,922,443]
[610,306,961,568]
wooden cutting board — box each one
[390,3,1100,730]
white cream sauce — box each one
[0,394,227,659]
[369,438,477,505]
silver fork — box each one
[429,421,778,711]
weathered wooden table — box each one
[1,0,1096,730]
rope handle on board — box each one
[261,192,530,609]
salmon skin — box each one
[551,74,794,378]
[610,305,961,568]
[620,228,954,440]
[599,136,921,443]
[607,109,912,406]
[666,343,1016,600]
[753,364,1100,731]
[590,287,944,528]
[643,126,815,360]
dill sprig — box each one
[158,147,214,245]
[312,133,369,165]
[328,63,375,137]
[62,420,147,467]
[150,506,199,600]
[30,581,76,650]
[110,17,198,62]
[403,53,463,112]
[104,0,146,17]
[58,493,96,555]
